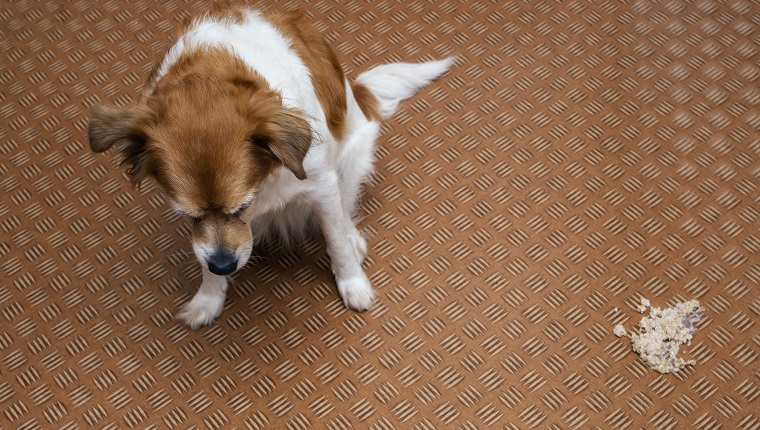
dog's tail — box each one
[354,57,455,120]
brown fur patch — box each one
[146,6,347,142]
[268,10,348,141]
[147,48,311,214]
[145,1,245,94]
[206,0,246,24]
[90,47,313,216]
[351,82,382,122]
[192,212,252,256]
[88,105,158,186]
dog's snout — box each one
[207,250,238,276]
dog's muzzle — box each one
[207,250,238,276]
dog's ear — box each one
[249,106,312,180]
[88,105,155,185]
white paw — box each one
[177,292,225,330]
[348,232,368,263]
[337,273,375,312]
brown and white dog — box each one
[88,4,452,329]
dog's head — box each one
[88,50,312,276]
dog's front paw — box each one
[177,292,225,330]
[337,273,375,312]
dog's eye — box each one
[250,136,270,151]
[176,208,203,221]
[234,201,252,216]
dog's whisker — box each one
[242,259,261,269]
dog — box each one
[88,4,452,329]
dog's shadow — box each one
[183,234,335,312]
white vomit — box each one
[614,297,705,374]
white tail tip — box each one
[357,56,455,119]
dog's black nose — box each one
[207,251,238,276]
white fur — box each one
[356,58,456,119]
[177,266,228,330]
[154,9,452,328]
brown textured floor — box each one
[1,0,759,429]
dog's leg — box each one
[348,231,368,264]
[312,179,376,311]
[177,265,228,329]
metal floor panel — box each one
[0,1,758,429]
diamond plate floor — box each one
[1,0,759,429]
